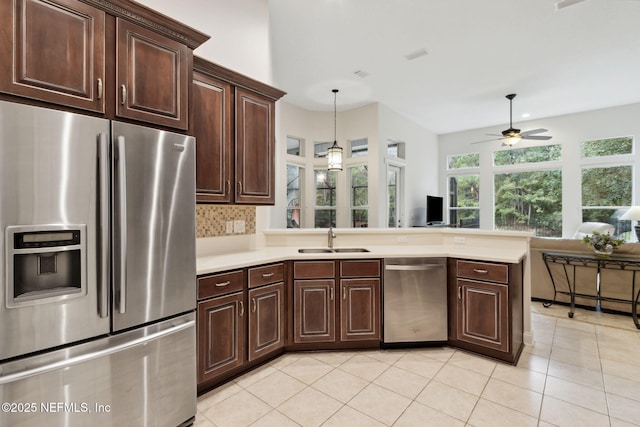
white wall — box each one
[135,0,272,84]
[270,101,437,229]
[379,104,439,227]
[438,102,640,237]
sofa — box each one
[530,228,640,314]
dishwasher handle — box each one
[384,264,444,271]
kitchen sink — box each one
[298,248,333,253]
[298,248,370,253]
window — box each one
[492,145,563,237]
[287,136,304,156]
[448,175,479,228]
[387,140,405,158]
[314,141,331,158]
[580,137,634,239]
[448,153,479,169]
[581,165,632,237]
[493,145,561,166]
[494,170,562,237]
[387,165,403,227]
[350,165,368,227]
[448,153,480,228]
[314,169,336,228]
[581,137,633,158]
[286,164,303,228]
[350,138,368,157]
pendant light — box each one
[327,89,343,171]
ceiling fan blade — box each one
[486,134,503,137]
[523,135,552,140]
[520,128,548,136]
[472,137,502,144]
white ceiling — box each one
[268,0,640,134]
[136,0,640,135]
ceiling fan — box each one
[473,94,552,147]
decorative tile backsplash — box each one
[196,205,256,238]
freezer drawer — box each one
[0,313,196,427]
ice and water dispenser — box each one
[6,225,86,307]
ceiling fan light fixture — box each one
[327,89,343,171]
[503,136,522,146]
[472,94,552,145]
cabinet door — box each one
[197,292,245,384]
[293,280,335,343]
[248,282,285,361]
[340,278,380,341]
[116,18,188,129]
[456,279,509,352]
[0,0,105,112]
[234,88,275,204]
[191,72,232,202]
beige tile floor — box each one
[195,302,640,426]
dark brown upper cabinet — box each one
[191,72,233,202]
[191,57,285,205]
[116,18,189,130]
[0,0,209,130]
[0,0,106,112]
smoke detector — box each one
[555,0,587,10]
[404,48,428,61]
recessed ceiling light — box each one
[353,70,369,78]
[521,113,531,118]
[404,48,428,61]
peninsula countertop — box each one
[196,244,527,276]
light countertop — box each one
[197,244,527,275]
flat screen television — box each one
[426,195,444,224]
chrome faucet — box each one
[328,227,336,248]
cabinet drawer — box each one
[340,260,380,278]
[293,261,335,279]
[248,263,284,288]
[198,270,244,299]
[457,260,508,284]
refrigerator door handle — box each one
[98,133,110,318]
[0,319,195,385]
[116,136,127,314]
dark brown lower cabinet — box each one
[457,279,509,353]
[248,282,285,361]
[448,258,523,364]
[290,260,380,349]
[293,279,336,344]
[197,292,245,384]
[340,278,380,341]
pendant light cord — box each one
[333,89,338,143]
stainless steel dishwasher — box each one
[383,258,448,344]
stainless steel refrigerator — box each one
[0,100,197,426]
